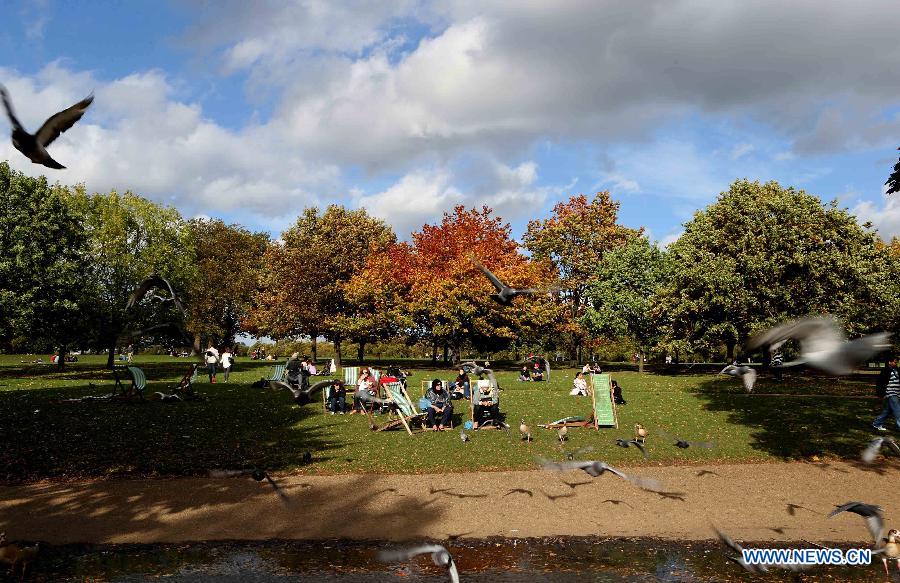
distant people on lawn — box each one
[570,371,588,396]
[452,368,470,399]
[519,365,531,381]
[220,346,235,382]
[205,344,219,382]
[612,379,626,405]
[426,378,453,430]
[126,344,134,363]
[531,362,544,381]
[582,363,591,374]
[874,355,900,432]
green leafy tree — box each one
[523,192,639,362]
[887,147,900,195]
[185,219,269,349]
[0,163,90,368]
[583,235,667,372]
[63,187,196,367]
[655,179,892,360]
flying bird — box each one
[862,437,900,464]
[658,429,714,449]
[828,501,884,543]
[0,84,93,170]
[563,446,594,461]
[746,316,891,375]
[154,392,182,403]
[615,438,648,459]
[713,526,768,574]
[719,364,757,393]
[378,544,459,583]
[469,255,547,305]
[125,274,185,312]
[537,458,662,492]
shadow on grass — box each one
[0,367,335,483]
[692,377,885,460]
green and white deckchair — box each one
[589,373,618,429]
[113,366,148,400]
[375,382,426,435]
[267,362,287,383]
[343,366,360,387]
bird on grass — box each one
[537,457,662,492]
[459,429,469,442]
[469,255,550,305]
[379,544,459,583]
[719,364,757,393]
[828,501,884,544]
[614,438,648,459]
[746,316,891,375]
[0,84,93,170]
[520,419,532,442]
[557,425,568,443]
[634,424,648,443]
[862,437,900,464]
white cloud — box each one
[730,143,754,160]
[852,186,900,240]
[658,230,683,249]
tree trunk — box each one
[576,344,582,365]
[311,336,318,361]
[726,341,736,362]
[334,339,342,368]
[193,333,202,356]
[431,343,438,364]
[106,339,116,369]
[57,344,66,371]
[442,343,448,363]
[638,349,645,373]
[357,341,365,362]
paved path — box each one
[1,460,896,545]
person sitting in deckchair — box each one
[612,379,626,405]
[473,382,499,429]
[327,380,347,414]
[350,369,377,415]
[570,371,588,396]
[425,379,453,431]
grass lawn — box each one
[0,354,886,483]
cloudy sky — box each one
[2,0,899,244]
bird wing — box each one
[862,438,884,464]
[378,545,448,563]
[468,255,507,292]
[720,365,736,375]
[127,274,171,310]
[537,458,593,472]
[741,368,756,392]
[34,93,94,147]
[746,316,845,353]
[630,440,649,459]
[0,85,24,131]
[447,559,460,583]
[866,514,885,544]
[713,526,744,554]
[885,438,900,456]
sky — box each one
[1,0,899,246]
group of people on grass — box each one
[570,370,626,404]
[518,362,546,381]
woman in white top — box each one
[204,344,220,383]
[581,363,591,374]
[220,347,234,382]
[570,371,588,396]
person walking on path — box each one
[874,355,900,431]
[205,344,220,383]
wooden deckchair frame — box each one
[369,382,426,435]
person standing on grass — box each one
[205,344,220,383]
[220,347,234,382]
[874,355,900,432]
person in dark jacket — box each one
[425,379,453,430]
[874,356,900,431]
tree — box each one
[523,192,639,361]
[0,163,91,368]
[582,235,667,372]
[62,187,196,367]
[887,147,900,195]
[246,205,395,365]
[655,179,892,360]
[185,219,269,349]
[389,205,559,363]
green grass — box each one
[0,354,886,483]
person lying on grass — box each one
[426,379,453,431]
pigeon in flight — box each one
[379,544,459,583]
[0,84,93,170]
[713,526,769,574]
[746,316,891,375]
[828,501,884,543]
[719,364,757,393]
[537,457,662,492]
[469,255,544,305]
[615,438,648,459]
[126,274,185,313]
[862,437,900,465]
[154,392,182,403]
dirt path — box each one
[1,460,897,545]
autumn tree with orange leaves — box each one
[523,192,639,362]
[376,205,560,363]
